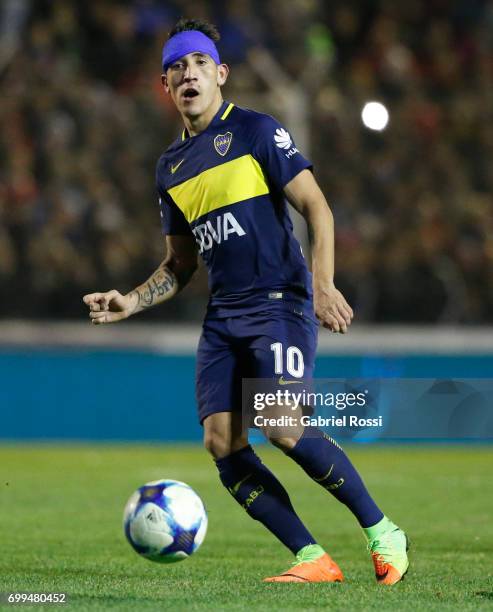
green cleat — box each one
[363,516,410,585]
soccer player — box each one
[83,19,409,585]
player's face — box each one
[163,52,228,119]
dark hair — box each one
[168,18,220,42]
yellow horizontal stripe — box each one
[220,102,234,120]
[168,154,269,223]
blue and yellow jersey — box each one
[156,100,313,317]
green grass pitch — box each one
[0,445,492,611]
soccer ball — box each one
[123,479,207,563]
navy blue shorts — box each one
[196,306,319,424]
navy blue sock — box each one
[215,445,316,554]
[287,428,384,528]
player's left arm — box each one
[284,169,353,333]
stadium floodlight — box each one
[361,101,389,131]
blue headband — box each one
[162,31,221,71]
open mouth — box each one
[183,87,199,99]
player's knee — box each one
[266,435,299,452]
[260,420,303,451]
[203,413,248,459]
[204,430,247,460]
[204,430,228,459]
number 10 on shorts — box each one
[270,342,304,378]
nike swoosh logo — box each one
[170,159,185,174]
[314,464,334,482]
[278,376,303,385]
[229,473,252,495]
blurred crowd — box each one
[1,0,492,322]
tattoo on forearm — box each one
[139,269,176,308]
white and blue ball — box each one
[123,479,207,563]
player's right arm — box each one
[83,235,198,325]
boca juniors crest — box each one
[214,132,233,156]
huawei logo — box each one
[274,128,292,150]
